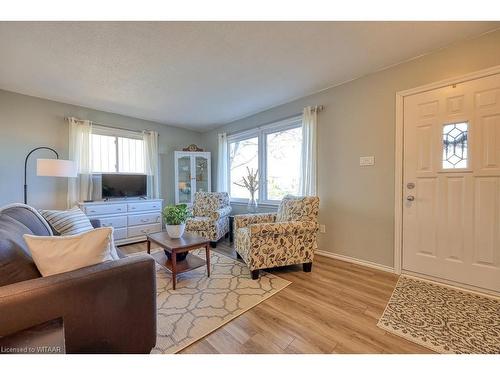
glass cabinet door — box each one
[177,156,192,204]
[195,156,209,193]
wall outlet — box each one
[319,224,326,233]
[359,156,375,166]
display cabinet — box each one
[174,151,211,205]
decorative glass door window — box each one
[442,122,468,169]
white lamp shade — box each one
[37,159,77,178]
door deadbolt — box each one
[407,182,415,189]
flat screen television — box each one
[102,174,147,199]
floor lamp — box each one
[24,147,77,205]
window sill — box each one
[230,201,279,208]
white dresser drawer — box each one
[128,223,162,238]
[128,213,162,226]
[84,204,127,216]
[127,201,162,212]
[99,216,128,228]
[113,227,128,240]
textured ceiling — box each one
[0,21,498,130]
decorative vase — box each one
[165,223,186,239]
[247,196,258,213]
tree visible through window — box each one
[266,127,302,200]
[227,116,303,203]
[229,137,258,199]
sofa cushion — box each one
[0,214,42,287]
[276,195,320,223]
[24,227,115,277]
[39,207,93,236]
[0,204,52,236]
[192,192,230,217]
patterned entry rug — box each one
[149,248,291,354]
[377,276,500,354]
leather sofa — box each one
[0,204,157,353]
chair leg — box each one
[210,241,217,248]
[303,262,313,272]
[251,270,260,280]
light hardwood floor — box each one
[119,239,432,354]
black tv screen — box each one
[102,174,147,198]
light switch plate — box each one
[360,156,375,166]
[319,224,326,233]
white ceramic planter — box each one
[165,223,186,238]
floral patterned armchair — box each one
[185,192,232,247]
[234,195,320,279]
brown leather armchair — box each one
[0,204,157,353]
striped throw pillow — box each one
[39,207,94,236]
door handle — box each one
[407,195,415,201]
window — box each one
[227,116,303,203]
[91,131,145,174]
[442,122,468,169]
[265,127,302,200]
[229,136,259,199]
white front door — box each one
[403,73,500,293]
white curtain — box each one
[217,133,229,192]
[143,130,160,199]
[67,118,93,207]
[299,106,318,196]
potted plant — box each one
[162,204,191,261]
[162,204,190,239]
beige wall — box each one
[2,29,499,267]
[201,29,500,267]
[0,90,202,209]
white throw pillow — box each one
[24,227,115,277]
[39,206,93,236]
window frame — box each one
[226,115,303,205]
[91,126,146,175]
[227,129,260,204]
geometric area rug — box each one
[377,276,500,354]
[149,248,291,354]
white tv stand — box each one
[79,198,163,245]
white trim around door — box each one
[394,64,500,275]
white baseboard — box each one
[315,250,395,274]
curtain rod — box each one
[65,117,152,134]
[226,105,324,137]
[291,105,325,117]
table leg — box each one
[171,251,177,290]
[147,240,151,254]
[205,244,211,277]
[229,217,234,243]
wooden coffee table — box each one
[146,231,210,290]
